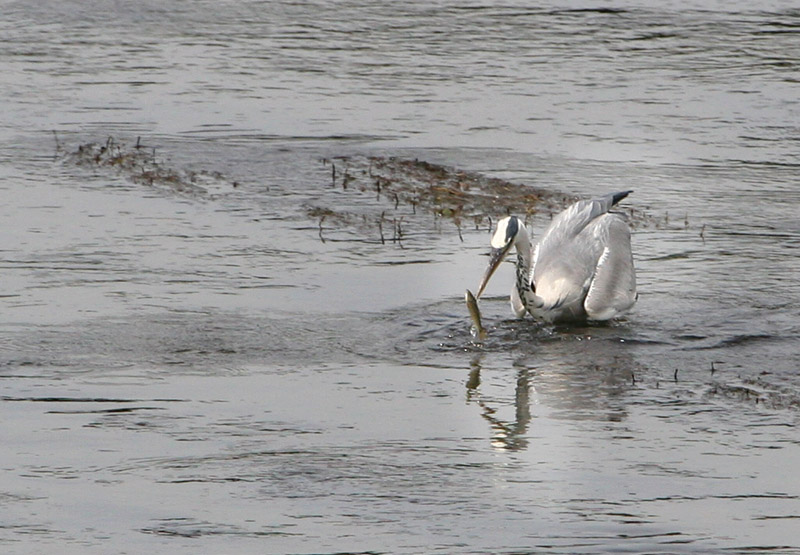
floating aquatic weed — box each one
[314,155,573,232]
[62,136,235,197]
[707,376,800,411]
[308,155,655,249]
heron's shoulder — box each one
[547,198,604,235]
[591,210,632,234]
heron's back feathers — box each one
[529,192,636,322]
[583,216,637,320]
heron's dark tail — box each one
[611,190,633,206]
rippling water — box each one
[2,1,799,553]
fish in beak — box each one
[464,289,487,341]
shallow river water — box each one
[1,1,800,553]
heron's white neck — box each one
[513,223,534,304]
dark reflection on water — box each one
[2,300,800,552]
[467,356,533,452]
[461,315,649,452]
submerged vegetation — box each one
[61,138,653,246]
[311,155,652,245]
[62,136,234,197]
[318,155,575,234]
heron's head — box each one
[476,216,523,298]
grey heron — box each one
[475,191,637,323]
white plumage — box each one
[476,191,637,323]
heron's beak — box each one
[476,246,508,298]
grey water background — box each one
[2,0,800,553]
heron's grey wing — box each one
[583,214,637,320]
[532,193,635,318]
[532,206,603,313]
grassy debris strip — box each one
[63,137,233,197]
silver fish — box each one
[465,289,487,341]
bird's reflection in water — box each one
[467,354,532,452]
[466,329,640,451]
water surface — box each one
[1,1,799,553]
